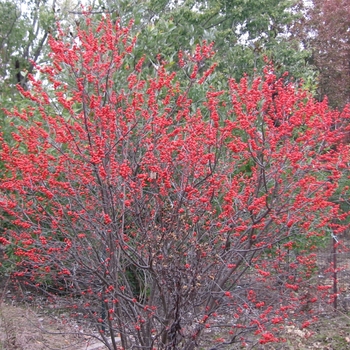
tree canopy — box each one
[301,0,350,108]
[91,0,314,82]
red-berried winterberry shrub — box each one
[1,14,349,350]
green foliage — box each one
[0,1,26,100]
[167,1,308,77]
[79,0,316,85]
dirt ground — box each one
[0,303,109,350]
[1,296,350,350]
[0,303,82,350]
[0,281,107,350]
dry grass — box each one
[0,302,88,350]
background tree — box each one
[295,0,350,109]
[1,15,349,349]
[78,0,315,82]
[0,0,55,98]
[0,0,83,111]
